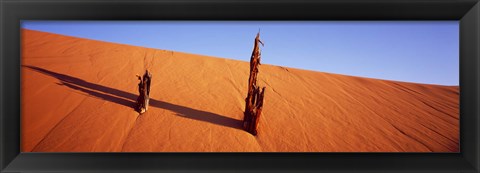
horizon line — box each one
[21,28,459,87]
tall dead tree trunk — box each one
[137,70,152,114]
[244,32,266,135]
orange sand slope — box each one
[21,29,459,152]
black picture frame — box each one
[1,0,479,172]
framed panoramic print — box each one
[1,0,479,172]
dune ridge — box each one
[21,29,459,152]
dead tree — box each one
[137,70,152,114]
[143,70,152,110]
[243,32,266,135]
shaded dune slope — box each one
[21,29,459,152]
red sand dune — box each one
[21,29,459,152]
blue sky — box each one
[22,21,459,85]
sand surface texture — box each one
[21,29,459,152]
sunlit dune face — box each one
[21,29,458,152]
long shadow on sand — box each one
[24,65,243,130]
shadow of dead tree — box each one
[24,65,243,130]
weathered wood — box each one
[244,32,266,135]
[137,70,152,114]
